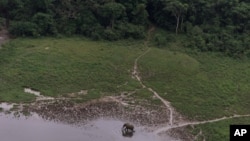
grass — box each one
[1,36,250,140]
[0,37,145,102]
[139,34,250,140]
[139,47,250,120]
[190,117,250,141]
[130,88,162,106]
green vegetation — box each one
[1,1,250,140]
[191,117,250,141]
[130,88,162,106]
[0,38,144,102]
[0,35,250,140]
[0,0,249,58]
[1,34,250,137]
[139,47,250,120]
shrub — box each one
[32,12,57,35]
[116,23,145,39]
[9,21,38,37]
[103,29,120,41]
[154,33,167,47]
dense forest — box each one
[0,0,249,57]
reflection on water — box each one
[0,113,177,141]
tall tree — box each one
[232,2,250,33]
[117,0,148,25]
[0,0,22,27]
[99,2,126,29]
[163,0,188,34]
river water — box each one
[0,112,178,141]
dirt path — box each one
[0,28,9,48]
[132,47,150,88]
[131,26,250,137]
[154,114,250,134]
[147,88,173,126]
[131,26,175,126]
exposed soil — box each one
[28,98,169,128]
[0,28,9,48]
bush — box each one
[79,24,104,40]
[89,26,104,40]
[62,22,77,35]
[154,33,167,47]
[79,23,104,39]
[103,29,120,41]
[32,13,57,35]
[116,23,145,39]
[9,21,38,37]
[184,21,193,34]
[190,26,203,36]
[193,35,206,51]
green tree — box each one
[32,12,57,35]
[99,2,126,29]
[0,0,22,27]
[9,21,38,36]
[117,0,148,25]
[232,2,250,33]
[131,3,149,25]
[163,0,188,34]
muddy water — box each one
[0,113,178,141]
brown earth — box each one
[29,98,169,127]
[26,97,193,140]
[0,28,9,47]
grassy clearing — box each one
[138,45,250,140]
[0,37,145,102]
[139,47,250,120]
[1,36,250,141]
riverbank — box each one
[1,37,250,140]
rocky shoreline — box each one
[29,99,169,128]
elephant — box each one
[121,123,135,137]
[122,123,135,133]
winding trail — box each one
[131,26,250,137]
[147,88,173,126]
[131,26,175,126]
[132,47,150,88]
[154,114,250,134]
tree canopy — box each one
[0,0,249,57]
